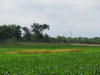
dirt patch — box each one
[4,49,83,54]
[72,44,100,46]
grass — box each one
[4,49,82,54]
[0,43,100,75]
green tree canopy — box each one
[31,23,50,41]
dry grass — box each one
[53,49,82,52]
[72,44,100,46]
[4,49,82,54]
[4,51,18,54]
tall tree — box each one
[43,34,50,42]
[10,25,22,40]
[31,23,49,41]
[0,24,22,41]
[22,27,32,41]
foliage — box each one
[0,44,100,74]
[0,24,22,41]
[31,23,50,42]
[0,23,50,42]
[0,23,100,44]
[22,27,32,41]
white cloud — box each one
[0,0,100,37]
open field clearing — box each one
[0,43,100,75]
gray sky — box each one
[0,0,100,37]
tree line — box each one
[0,23,50,42]
[0,23,100,44]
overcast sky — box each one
[0,0,100,37]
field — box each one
[0,43,100,75]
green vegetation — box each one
[0,43,100,75]
[0,23,100,44]
[0,23,50,42]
